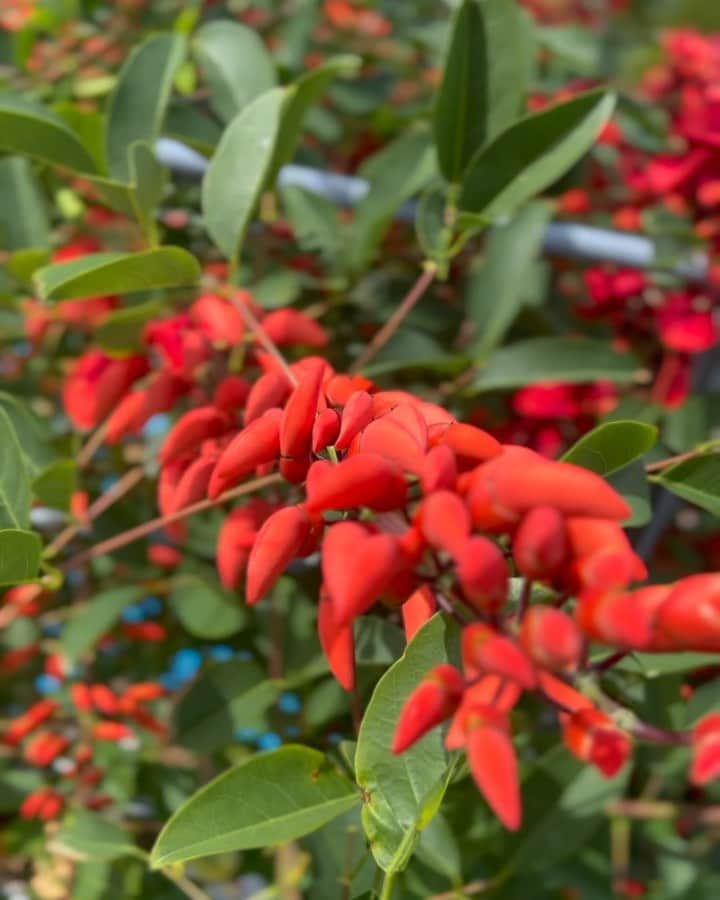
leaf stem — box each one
[160,868,213,900]
[379,870,397,900]
[349,262,437,374]
[60,473,283,571]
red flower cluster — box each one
[156,356,720,830]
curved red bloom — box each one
[392,664,465,754]
[246,506,313,605]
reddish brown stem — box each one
[349,263,437,374]
[227,289,298,387]
[60,473,283,571]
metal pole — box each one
[155,138,709,282]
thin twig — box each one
[45,466,145,559]
[227,289,298,387]
[160,868,213,900]
[76,420,110,469]
[61,473,283,571]
[429,880,494,899]
[645,444,717,474]
[350,262,437,374]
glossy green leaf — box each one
[128,141,167,241]
[0,157,50,250]
[105,34,186,182]
[169,573,246,639]
[150,746,360,867]
[504,745,630,875]
[32,460,76,512]
[280,184,344,269]
[0,92,97,173]
[52,810,141,862]
[34,248,201,301]
[352,129,437,271]
[265,54,361,185]
[355,615,451,872]
[615,652,720,678]
[0,530,42,586]
[653,452,720,517]
[460,89,616,218]
[0,392,53,475]
[192,20,276,123]
[95,299,166,354]
[0,407,31,530]
[60,587,143,662]
[202,88,286,264]
[414,185,447,262]
[173,659,280,753]
[607,460,652,528]
[466,202,551,357]
[473,337,639,392]
[433,0,529,180]
[562,420,658,476]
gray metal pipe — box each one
[155,137,710,282]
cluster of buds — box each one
[154,355,720,830]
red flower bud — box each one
[89,684,118,716]
[213,375,251,411]
[655,574,720,652]
[575,585,668,650]
[148,544,182,569]
[401,585,437,643]
[355,406,427,473]
[318,590,356,691]
[521,606,584,673]
[513,506,568,579]
[420,444,457,494]
[414,490,471,558]
[24,731,69,767]
[262,308,329,348]
[280,360,326,460]
[465,707,521,831]
[456,537,509,612]
[159,406,231,465]
[216,501,271,589]
[392,664,465,753]
[166,453,217,513]
[563,708,631,777]
[335,390,374,450]
[92,722,133,741]
[246,506,313,605]
[4,700,58,745]
[462,623,537,688]
[322,521,401,625]
[325,374,375,407]
[189,293,245,345]
[431,422,502,466]
[690,713,720,786]
[71,683,93,712]
[312,407,341,454]
[245,371,292,425]
[208,408,283,498]
[306,453,407,514]
[21,787,64,821]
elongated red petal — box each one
[159,406,230,465]
[466,720,521,831]
[392,665,465,753]
[246,506,312,605]
[306,453,407,514]
[402,585,437,642]
[415,490,471,558]
[208,408,282,498]
[318,590,356,691]
[456,537,509,612]
[462,624,537,688]
[280,360,326,459]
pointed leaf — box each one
[654,452,720,517]
[0,93,97,173]
[105,34,185,182]
[355,615,452,872]
[0,530,42,586]
[460,89,616,218]
[32,460,76,512]
[434,0,530,180]
[202,88,286,263]
[0,157,50,250]
[60,587,144,662]
[34,248,201,301]
[562,421,658,476]
[473,337,639,392]
[169,573,246,639]
[150,746,360,867]
[192,20,276,123]
[0,407,31,530]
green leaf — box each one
[562,421,658,476]
[128,141,168,241]
[34,248,201,301]
[95,299,166,354]
[173,659,280,753]
[615,652,720,678]
[169,573,246,639]
[355,615,451,872]
[466,202,551,357]
[433,0,529,180]
[6,248,51,287]
[606,460,652,528]
[202,88,286,264]
[105,34,186,182]
[0,157,50,250]
[192,20,276,123]
[280,184,344,269]
[460,89,616,218]
[0,392,53,475]
[150,746,360,867]
[473,337,638,392]
[505,745,629,875]
[52,810,141,862]
[0,530,42,586]
[0,92,97,173]
[32,460,76,512]
[265,54,361,185]
[60,587,143,662]
[414,185,447,262]
[351,129,437,271]
[0,407,31,530]
[654,453,720,517]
